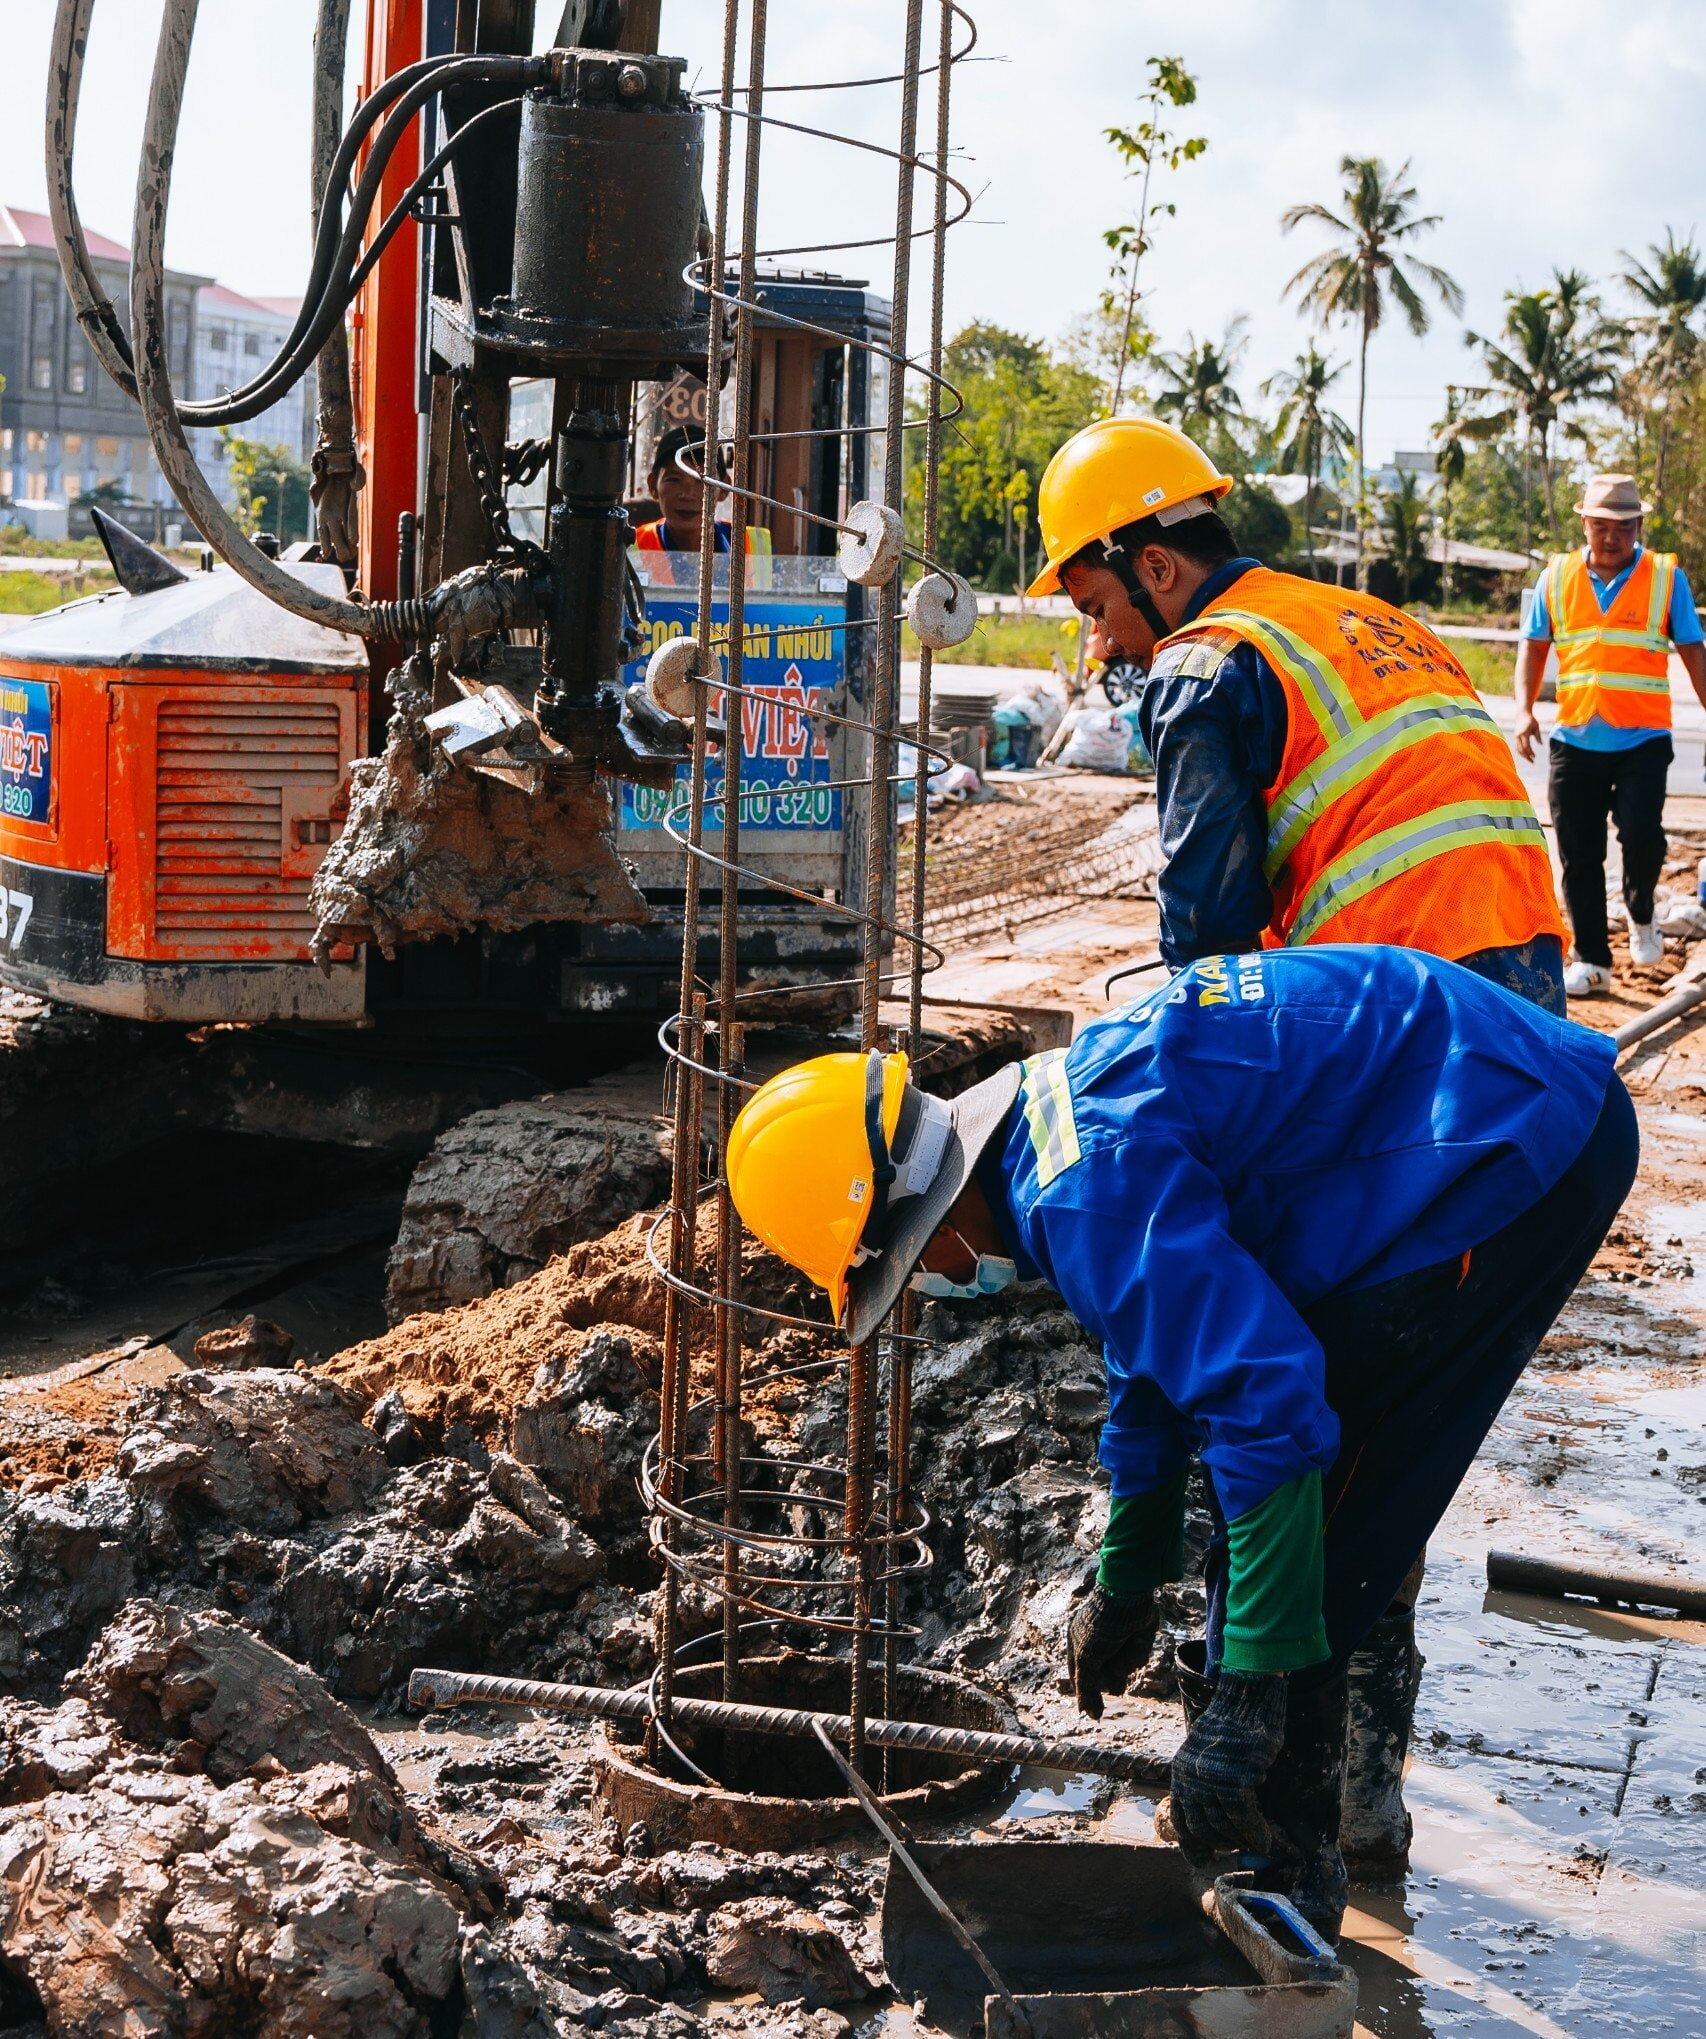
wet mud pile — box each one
[0,1202,1171,2035]
[309,703,649,959]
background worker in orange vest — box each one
[633,424,771,587]
[1028,418,1568,1016]
[1514,473,1706,997]
[1027,415,1569,1877]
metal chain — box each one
[450,365,527,561]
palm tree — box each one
[1431,384,1501,604]
[1467,270,1621,549]
[1383,469,1430,603]
[1620,230,1706,510]
[1282,157,1464,589]
[1263,346,1353,575]
[1152,318,1249,458]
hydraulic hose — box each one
[129,0,405,638]
[49,0,542,427]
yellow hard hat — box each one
[1026,418,1231,598]
[727,1048,1024,1341]
[726,1050,910,1327]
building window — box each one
[0,429,11,454]
[67,358,88,395]
[96,436,121,460]
[30,357,51,391]
[26,433,49,456]
[210,325,228,354]
[64,435,83,460]
[25,475,48,502]
[0,472,11,499]
[244,332,262,359]
[66,476,83,500]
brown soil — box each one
[320,1208,828,1449]
[0,1341,184,1490]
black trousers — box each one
[1203,1076,1640,1686]
[1548,736,1672,967]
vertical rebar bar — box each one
[716,0,768,1704]
[656,0,742,1733]
[847,0,926,1781]
[883,0,955,1789]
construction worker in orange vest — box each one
[633,424,769,587]
[1028,417,1567,1015]
[1514,472,1706,997]
[1025,415,1569,1881]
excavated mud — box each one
[309,703,649,959]
[385,1091,674,1324]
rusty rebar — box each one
[407,1667,1170,1787]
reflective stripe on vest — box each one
[1288,799,1548,946]
[1203,608,1512,883]
[1019,1049,1081,1189]
[1547,549,1676,728]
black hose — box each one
[47,0,540,427]
[129,0,380,637]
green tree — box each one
[914,324,1101,588]
[1619,230,1706,513]
[1282,156,1464,590]
[1100,57,1207,412]
[1465,270,1622,548]
[1220,478,1293,563]
[1262,346,1352,572]
[218,429,312,543]
[1383,469,1431,602]
[1152,319,1249,460]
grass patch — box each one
[901,607,1083,669]
[0,570,115,615]
[1446,636,1517,696]
[0,527,108,560]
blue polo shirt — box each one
[1524,545,1702,752]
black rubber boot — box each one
[1340,1607,1424,1877]
[1257,1667,1350,1943]
[1153,1638,1215,1846]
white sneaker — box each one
[1564,960,1612,997]
[1629,920,1664,966]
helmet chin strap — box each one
[1099,541,1171,643]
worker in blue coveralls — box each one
[726,946,1637,1937]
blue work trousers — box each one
[1204,1072,1639,1684]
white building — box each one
[192,284,315,516]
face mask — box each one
[911,1253,1018,1303]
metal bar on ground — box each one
[407,1667,1170,1785]
[1614,955,1706,1057]
[1488,1548,1706,1618]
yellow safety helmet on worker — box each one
[1026,417,1232,599]
[726,1049,1022,1342]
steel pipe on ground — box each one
[1488,1548,1706,1618]
[407,1667,1170,1787]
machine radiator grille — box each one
[153,696,342,941]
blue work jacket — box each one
[984,944,1617,1522]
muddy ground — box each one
[0,779,1702,2035]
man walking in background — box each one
[1515,473,1706,996]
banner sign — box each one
[0,678,53,825]
[620,598,844,834]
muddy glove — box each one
[1169,1669,1287,1861]
[1067,1583,1159,1719]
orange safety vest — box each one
[1161,567,1563,959]
[1543,547,1677,735]
[634,518,766,587]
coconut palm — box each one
[1467,270,1622,548]
[1431,384,1502,603]
[1263,346,1353,573]
[1152,319,1249,459]
[1282,157,1464,589]
[1619,230,1706,508]
[1383,469,1431,604]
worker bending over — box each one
[1028,418,1567,1013]
[727,947,1636,1935]
[1515,472,1706,996]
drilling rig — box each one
[0,0,899,1274]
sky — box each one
[3,0,1704,466]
